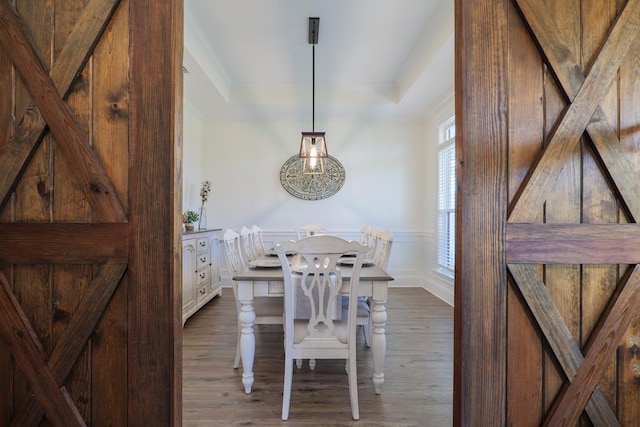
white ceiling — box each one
[183,0,454,122]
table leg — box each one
[370,295,387,394]
[238,294,256,394]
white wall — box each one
[182,97,455,306]
[200,119,426,231]
[182,102,204,211]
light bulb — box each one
[309,142,318,169]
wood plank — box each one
[545,265,640,425]
[541,0,582,412]
[12,264,126,427]
[0,0,126,223]
[0,3,13,422]
[128,0,182,424]
[506,1,545,423]
[92,0,129,213]
[0,223,128,264]
[0,272,86,426]
[580,0,620,417]
[171,1,185,426]
[9,3,55,421]
[508,0,640,222]
[506,223,640,264]
[90,1,130,424]
[454,0,509,425]
[51,1,96,421]
[92,270,128,426]
[617,29,640,427]
[507,264,619,426]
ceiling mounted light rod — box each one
[299,17,328,175]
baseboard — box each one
[423,271,454,306]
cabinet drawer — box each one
[197,253,209,269]
[196,238,209,252]
[196,267,210,285]
[196,283,208,302]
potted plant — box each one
[183,210,199,231]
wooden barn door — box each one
[456,0,640,425]
[0,0,183,425]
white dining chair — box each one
[373,228,393,270]
[221,228,283,369]
[363,226,379,260]
[295,224,328,239]
[239,226,259,262]
[250,224,266,258]
[354,227,393,347]
[275,235,367,421]
[359,225,373,247]
[353,225,377,346]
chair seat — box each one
[342,297,370,320]
[342,296,371,347]
[356,298,371,317]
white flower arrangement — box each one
[200,180,212,206]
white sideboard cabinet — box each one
[182,228,222,325]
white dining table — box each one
[233,261,394,395]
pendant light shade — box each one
[300,131,327,174]
[299,17,328,175]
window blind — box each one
[437,121,455,273]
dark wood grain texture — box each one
[513,0,640,223]
[506,223,640,264]
[505,2,545,423]
[508,264,619,426]
[538,0,582,416]
[9,3,56,422]
[0,0,120,215]
[11,264,127,426]
[0,0,182,425]
[455,0,509,425]
[0,272,86,426]
[459,0,640,424]
[51,1,96,421]
[0,0,13,422]
[128,0,182,424]
[545,266,640,426]
[0,223,128,264]
[617,12,640,425]
[89,1,130,424]
[580,0,620,417]
[0,0,126,223]
[508,0,640,222]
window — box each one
[437,117,455,275]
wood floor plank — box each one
[182,287,453,426]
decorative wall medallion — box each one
[280,155,345,200]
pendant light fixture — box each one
[299,17,328,175]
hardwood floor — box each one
[182,287,453,426]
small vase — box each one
[185,223,194,232]
[198,206,207,230]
